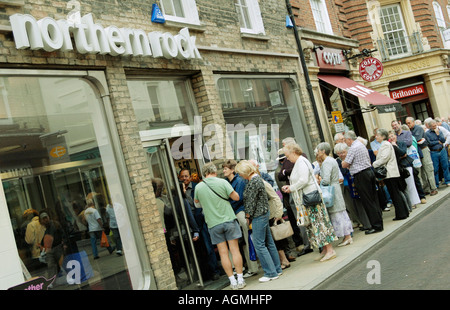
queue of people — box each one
[168,116,450,290]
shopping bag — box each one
[320,185,335,208]
[100,231,110,248]
[291,189,311,227]
[248,230,257,261]
[407,146,422,168]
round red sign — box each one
[359,57,383,82]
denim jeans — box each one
[430,149,450,186]
[90,231,113,258]
[251,212,282,278]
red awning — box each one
[318,75,401,113]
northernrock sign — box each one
[9,13,202,60]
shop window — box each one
[309,0,333,35]
[235,0,266,35]
[1,75,134,290]
[216,77,309,181]
[127,78,198,132]
[160,0,200,25]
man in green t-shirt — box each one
[194,162,246,290]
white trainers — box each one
[259,276,279,282]
[237,281,246,289]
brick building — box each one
[290,0,450,142]
[0,0,324,290]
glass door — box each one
[145,138,204,289]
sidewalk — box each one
[223,186,450,290]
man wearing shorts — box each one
[194,162,245,290]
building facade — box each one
[291,0,450,143]
[0,0,322,290]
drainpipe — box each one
[286,0,325,142]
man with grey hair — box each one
[424,119,450,188]
[405,117,438,196]
[342,131,383,234]
[194,162,245,289]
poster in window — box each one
[269,91,282,107]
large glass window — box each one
[216,77,309,183]
[127,78,197,132]
[1,75,136,290]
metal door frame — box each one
[145,137,204,288]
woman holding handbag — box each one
[235,160,283,283]
[263,179,293,269]
[373,129,410,221]
[281,143,337,262]
[316,142,354,247]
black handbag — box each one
[373,166,387,180]
[302,190,322,206]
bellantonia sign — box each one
[9,13,202,60]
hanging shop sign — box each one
[9,13,201,60]
[315,47,349,71]
[389,84,425,100]
[359,57,383,82]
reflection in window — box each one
[0,76,132,290]
[127,78,197,131]
[216,77,307,181]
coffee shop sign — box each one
[9,13,202,60]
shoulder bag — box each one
[301,158,323,207]
[203,180,229,201]
[320,184,335,208]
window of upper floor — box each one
[235,0,265,35]
[379,4,411,59]
[309,0,333,35]
[159,0,200,25]
[433,1,446,29]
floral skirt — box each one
[306,203,338,248]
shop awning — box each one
[318,74,402,114]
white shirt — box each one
[84,207,102,232]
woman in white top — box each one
[373,129,410,220]
[281,143,337,262]
[316,142,354,247]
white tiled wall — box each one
[0,178,24,290]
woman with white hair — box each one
[281,143,337,262]
[316,142,354,247]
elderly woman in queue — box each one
[372,129,410,221]
[316,142,354,247]
[281,143,337,262]
[235,160,282,283]
[389,130,420,211]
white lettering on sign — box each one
[390,85,425,100]
[322,52,342,66]
[343,85,375,98]
[9,13,202,60]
